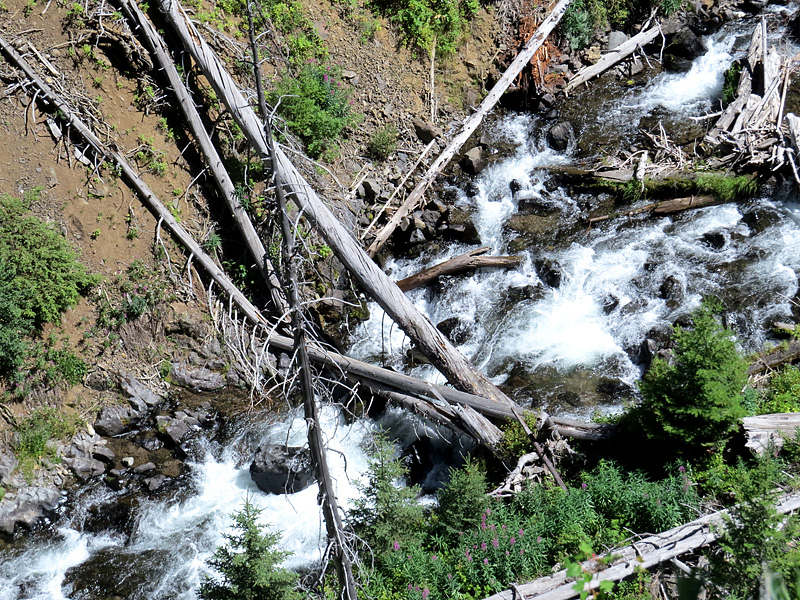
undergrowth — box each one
[15,406,82,479]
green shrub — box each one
[637,298,748,454]
[433,457,490,544]
[15,406,81,477]
[759,366,800,414]
[200,499,299,600]
[348,432,425,558]
[270,64,359,159]
[722,61,742,106]
[367,125,398,161]
[498,411,540,458]
[561,0,599,50]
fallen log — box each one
[117,0,288,316]
[747,340,800,376]
[563,24,662,93]
[743,412,800,455]
[483,491,800,600]
[366,0,574,257]
[588,195,718,226]
[156,0,512,405]
[396,247,522,292]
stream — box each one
[4,7,800,599]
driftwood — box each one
[564,24,662,93]
[396,247,522,292]
[747,340,800,376]
[117,0,288,316]
[484,491,800,600]
[156,0,512,406]
[743,412,800,455]
[365,0,574,257]
[588,195,718,226]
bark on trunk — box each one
[155,0,511,404]
[396,247,522,292]
[366,0,574,257]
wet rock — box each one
[596,379,634,399]
[546,120,574,152]
[601,294,620,314]
[0,487,64,534]
[506,283,545,303]
[436,317,471,346]
[250,445,316,495]
[133,462,156,474]
[144,475,166,492]
[461,146,487,175]
[509,179,522,196]
[119,373,162,409]
[665,29,706,71]
[92,446,116,464]
[659,275,684,307]
[634,338,660,366]
[62,456,106,481]
[442,208,481,244]
[158,417,190,446]
[701,231,727,250]
[407,228,427,245]
[465,181,481,197]
[534,258,562,288]
[412,119,442,143]
[170,363,226,391]
[94,404,141,437]
[607,31,628,51]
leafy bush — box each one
[368,0,479,55]
[367,125,398,161]
[433,457,490,544]
[271,63,359,159]
[562,0,598,50]
[759,366,800,414]
[200,499,299,600]
[637,298,748,454]
[16,406,81,477]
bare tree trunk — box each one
[246,6,356,596]
[396,247,522,291]
[117,0,288,316]
[366,0,574,257]
[156,0,511,404]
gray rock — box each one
[341,69,357,80]
[0,487,64,534]
[119,373,162,408]
[461,146,487,175]
[62,456,106,481]
[546,121,574,152]
[412,119,442,144]
[436,317,471,346]
[250,445,316,495]
[144,475,166,492]
[163,419,190,446]
[534,258,562,288]
[0,450,18,485]
[607,31,628,51]
[94,404,141,436]
[666,29,706,60]
[92,446,116,464]
[121,457,134,468]
[85,371,113,391]
[360,178,381,203]
[170,363,226,392]
[133,462,156,474]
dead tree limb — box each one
[156,0,512,405]
[747,339,800,376]
[396,247,522,292]
[743,412,800,455]
[247,6,356,595]
[117,0,288,316]
[366,0,574,257]
[563,24,662,93]
[483,491,800,600]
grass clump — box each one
[15,406,82,478]
[696,173,757,202]
[367,124,398,161]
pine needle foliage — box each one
[200,499,299,600]
[638,298,748,454]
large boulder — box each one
[62,456,106,481]
[94,404,141,436]
[412,119,442,144]
[460,146,487,175]
[0,487,64,535]
[546,121,574,152]
[170,363,226,391]
[249,445,315,495]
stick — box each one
[396,247,522,292]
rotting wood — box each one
[366,0,574,257]
[483,491,800,600]
[588,195,718,227]
[156,0,514,405]
[742,412,800,455]
[396,247,523,292]
[563,24,662,93]
[747,340,800,376]
[117,0,289,317]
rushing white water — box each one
[0,406,375,599]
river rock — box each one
[157,416,190,446]
[119,373,163,409]
[412,119,442,143]
[607,31,628,51]
[250,445,315,495]
[546,121,574,152]
[62,456,106,481]
[701,231,727,250]
[461,146,487,175]
[441,207,480,244]
[94,404,141,436]
[144,475,166,492]
[133,462,156,474]
[0,486,64,534]
[659,275,684,307]
[534,258,562,288]
[665,29,706,71]
[436,316,471,346]
[92,445,116,464]
[170,363,226,391]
